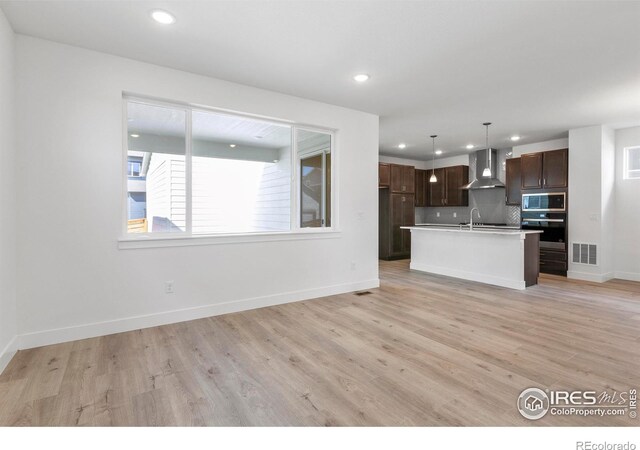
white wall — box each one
[15,36,379,348]
[424,154,470,170]
[600,126,615,276]
[379,154,428,169]
[378,153,468,171]
[567,125,615,282]
[0,9,17,372]
[614,126,640,281]
[512,138,568,157]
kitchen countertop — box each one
[416,222,521,229]
[403,225,542,236]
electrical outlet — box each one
[165,281,174,294]
[436,212,440,217]
[351,262,356,271]
[453,212,457,218]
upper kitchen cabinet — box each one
[427,168,445,206]
[505,157,522,204]
[415,169,427,207]
[445,165,469,207]
[390,164,415,193]
[427,165,468,207]
[379,163,390,187]
[521,153,543,189]
[521,149,568,190]
[542,149,568,188]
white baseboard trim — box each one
[567,271,614,283]
[0,335,18,375]
[410,262,525,290]
[614,271,640,282]
[17,278,380,350]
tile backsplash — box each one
[505,205,521,226]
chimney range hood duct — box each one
[461,148,505,190]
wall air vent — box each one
[572,243,598,265]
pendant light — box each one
[482,122,492,178]
[429,135,438,183]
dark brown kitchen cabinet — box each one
[505,157,522,204]
[391,193,415,255]
[380,162,416,259]
[378,163,390,187]
[542,149,568,188]
[521,153,543,189]
[379,190,414,260]
[539,248,567,276]
[427,168,445,206]
[521,149,568,190]
[390,164,415,193]
[445,165,469,207]
[427,166,468,207]
[415,169,427,207]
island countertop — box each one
[402,225,543,237]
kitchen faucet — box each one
[469,207,481,230]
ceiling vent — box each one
[572,243,598,266]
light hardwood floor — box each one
[1,260,639,426]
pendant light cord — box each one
[483,122,492,175]
[431,135,437,178]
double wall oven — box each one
[521,193,568,275]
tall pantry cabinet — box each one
[379,163,415,260]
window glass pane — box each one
[191,110,292,233]
[300,154,323,227]
[127,102,186,233]
[627,147,640,177]
[298,129,331,228]
[128,161,141,177]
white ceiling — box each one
[2,0,640,160]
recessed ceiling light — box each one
[273,160,279,163]
[466,144,474,150]
[229,144,236,148]
[435,150,443,155]
[353,74,370,83]
[151,10,176,25]
[398,143,406,149]
[510,135,521,141]
[130,134,139,138]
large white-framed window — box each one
[122,95,337,241]
[624,145,640,180]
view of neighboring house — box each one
[126,152,147,228]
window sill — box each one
[118,229,342,250]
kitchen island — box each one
[401,225,542,290]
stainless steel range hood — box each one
[461,148,505,190]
